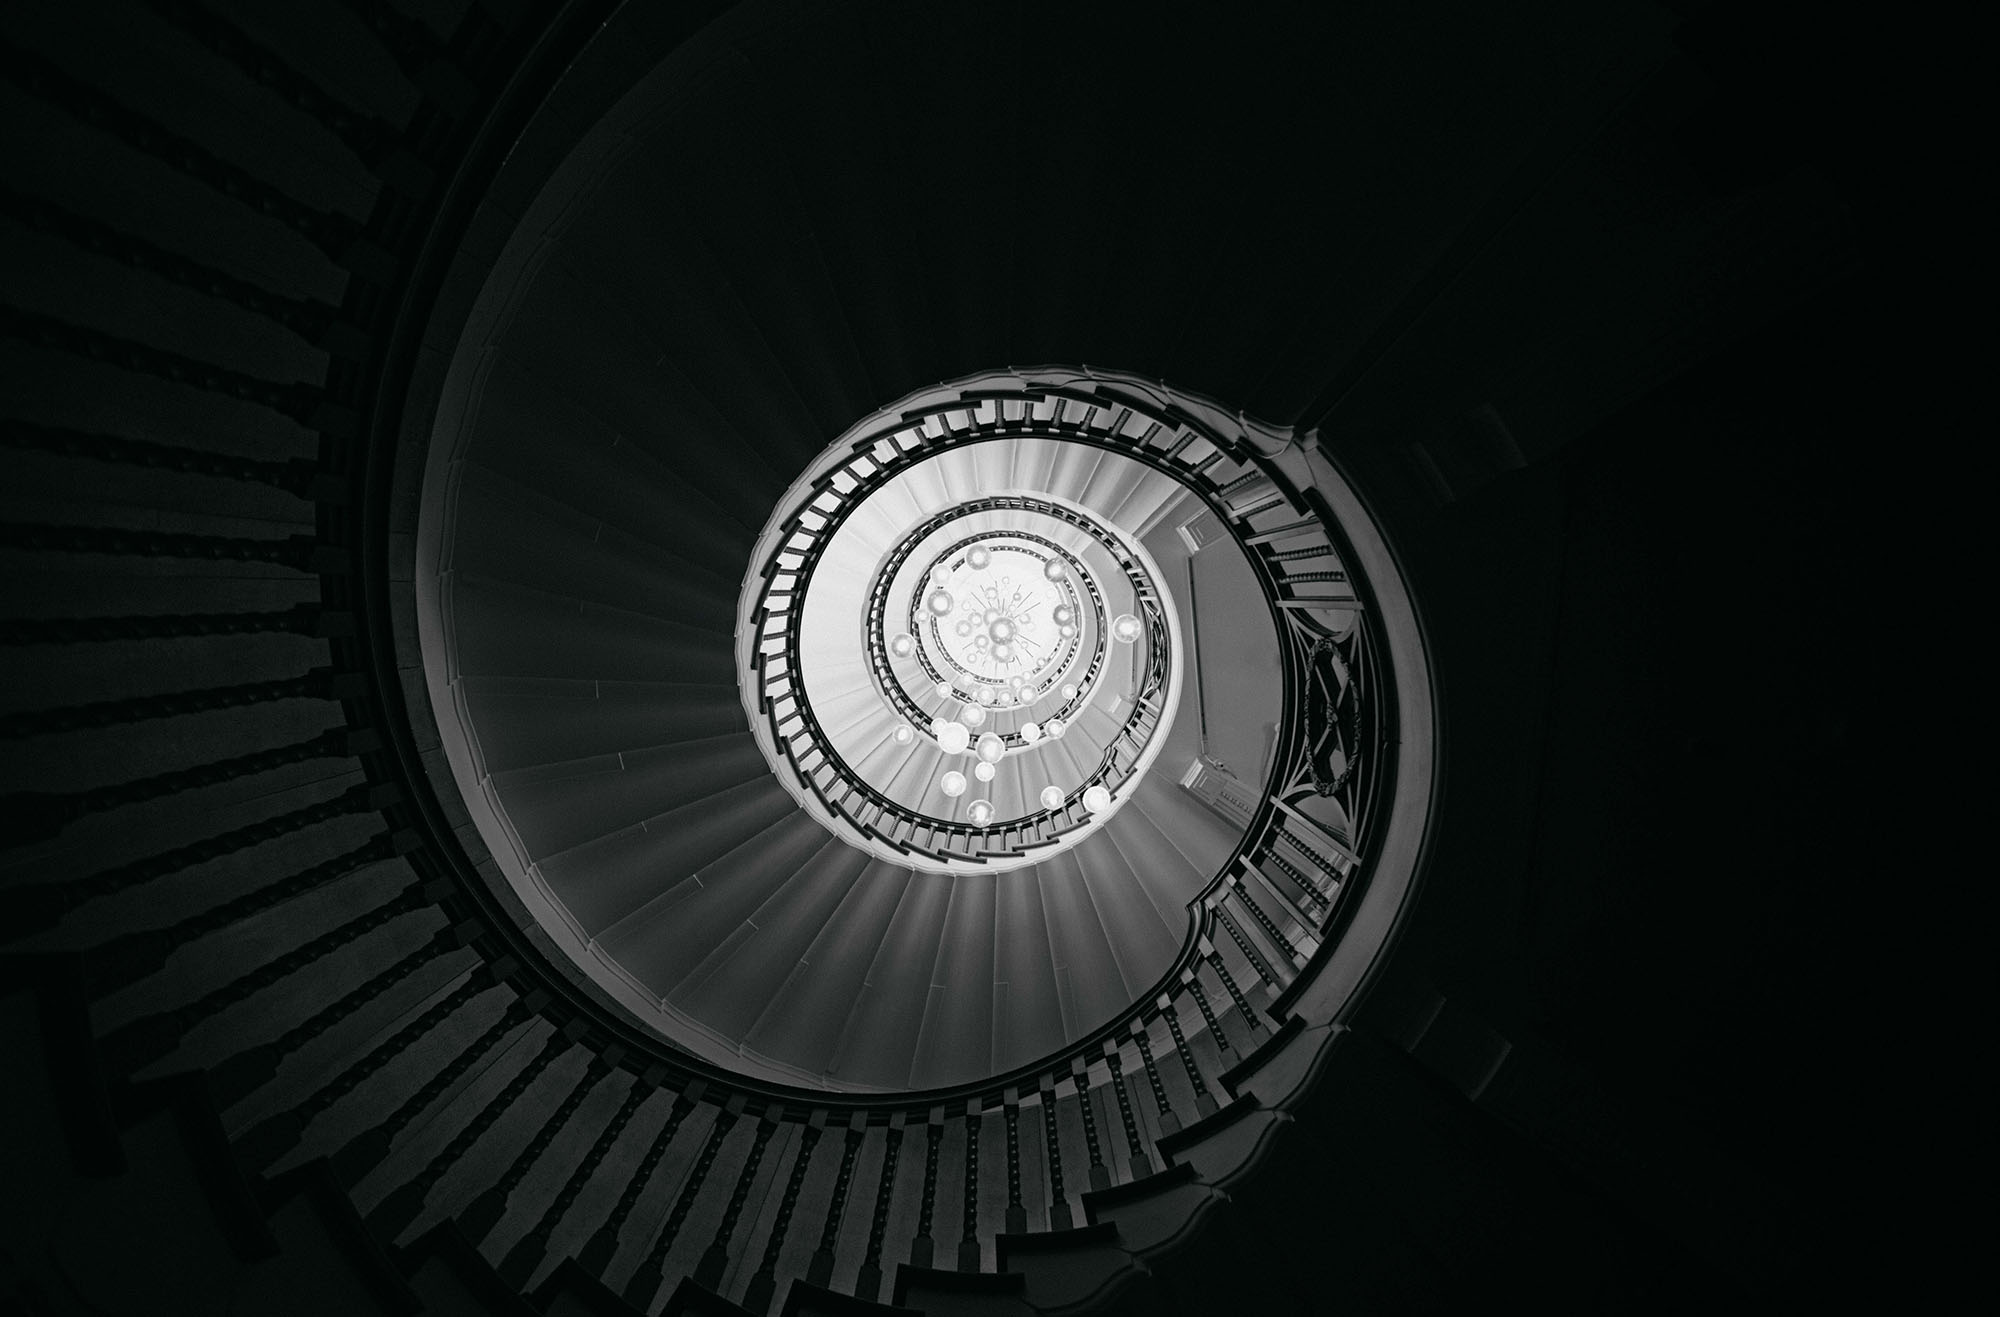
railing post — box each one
[1038,1078,1072,1230]
[742,1108,818,1309]
[856,1111,906,1301]
[575,1081,702,1276]
[1071,1059,1113,1191]
[1104,1045,1151,1180]
[957,1098,982,1270]
[625,1095,744,1311]
[910,1107,945,1269]
[807,1111,867,1286]
[1162,996,1220,1119]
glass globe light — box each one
[1111,613,1142,643]
[991,642,1014,662]
[1043,558,1067,581]
[967,544,992,570]
[960,702,986,727]
[1008,674,1026,690]
[983,608,1000,624]
[1059,683,1077,701]
[941,771,967,798]
[935,680,954,698]
[993,690,1012,706]
[975,686,995,705]
[1039,785,1064,811]
[967,798,994,826]
[989,617,1014,642]
[1019,721,1041,744]
[1052,604,1074,626]
[890,632,915,657]
[975,732,1005,764]
[973,760,996,782]
[891,722,915,746]
[1059,623,1076,638]
[1044,717,1066,738]
[1083,784,1112,814]
[930,563,950,585]
[936,721,969,755]
[954,619,973,637]
[928,588,955,616]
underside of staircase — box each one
[2,0,1878,1313]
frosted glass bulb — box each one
[1052,604,1074,626]
[1083,784,1112,813]
[935,680,954,698]
[940,771,967,797]
[890,632,914,657]
[1059,624,1076,638]
[1044,717,1066,738]
[1039,785,1064,810]
[973,761,996,782]
[975,732,1005,764]
[928,589,955,616]
[1044,558,1067,581]
[1060,683,1078,701]
[975,686,996,705]
[967,798,994,825]
[891,722,914,746]
[1009,674,1026,690]
[930,563,950,584]
[989,617,1014,642]
[961,702,986,727]
[1019,721,1041,744]
[967,545,992,569]
[1112,613,1142,643]
[937,721,969,754]
[954,619,973,637]
[991,642,1014,662]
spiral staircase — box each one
[2,0,1872,1313]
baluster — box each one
[0,419,341,500]
[86,830,405,996]
[1001,1091,1027,1234]
[1104,1047,1151,1179]
[331,0,453,84]
[96,879,431,1073]
[331,995,536,1182]
[0,605,353,646]
[14,781,390,936]
[957,1099,983,1270]
[1265,850,1332,917]
[0,666,357,739]
[1132,1026,1179,1136]
[855,1112,906,1301]
[0,308,351,435]
[1037,1079,1071,1230]
[1213,903,1283,998]
[137,0,409,175]
[0,524,338,575]
[1268,543,1334,561]
[459,1056,609,1243]
[1230,874,1301,966]
[1161,998,1220,1119]
[236,966,493,1169]
[806,1112,866,1286]
[0,187,359,356]
[743,1111,823,1311]
[0,726,365,844]
[497,1072,649,1285]
[1207,950,1268,1031]
[624,1097,744,1311]
[0,39,380,270]
[1069,1059,1112,1191]
[1183,971,1236,1062]
[366,1029,562,1241]
[910,1109,945,1269]
[207,925,459,1103]
[575,1081,702,1276]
